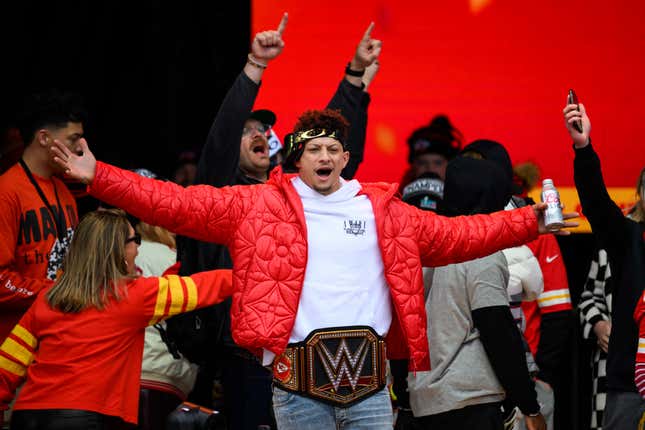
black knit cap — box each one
[407,115,462,164]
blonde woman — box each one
[0,210,233,429]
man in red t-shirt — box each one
[0,90,85,343]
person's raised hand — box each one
[532,202,579,235]
[363,59,380,91]
[51,138,96,184]
[563,100,591,148]
[251,12,288,63]
[351,22,382,71]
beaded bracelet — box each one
[247,54,268,69]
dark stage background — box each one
[0,2,620,429]
[1,0,250,177]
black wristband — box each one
[345,62,365,77]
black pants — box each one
[603,391,645,430]
[11,409,133,430]
[416,402,503,430]
[219,355,275,430]
[136,388,183,430]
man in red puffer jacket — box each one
[50,109,575,430]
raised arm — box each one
[564,101,627,246]
[51,140,248,246]
[327,22,381,179]
[197,13,288,187]
[409,201,575,268]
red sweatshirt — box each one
[522,234,572,355]
[0,163,78,341]
[0,270,233,424]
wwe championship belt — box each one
[273,326,386,407]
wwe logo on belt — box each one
[315,338,370,391]
[343,219,366,236]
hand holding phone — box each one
[567,89,584,133]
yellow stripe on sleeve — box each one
[538,294,571,304]
[167,275,185,317]
[183,276,198,313]
[12,325,37,349]
[149,277,170,325]
[0,338,34,367]
[0,355,26,377]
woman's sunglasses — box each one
[125,233,141,245]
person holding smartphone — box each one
[563,98,645,429]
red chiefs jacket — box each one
[0,270,233,423]
[88,162,539,371]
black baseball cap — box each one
[248,109,276,127]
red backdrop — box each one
[252,0,645,187]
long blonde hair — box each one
[46,209,136,312]
[136,222,176,249]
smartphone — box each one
[567,89,584,133]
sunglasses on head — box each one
[125,233,141,245]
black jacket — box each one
[574,143,645,392]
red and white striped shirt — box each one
[634,289,645,399]
[521,235,572,355]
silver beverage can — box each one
[541,179,564,231]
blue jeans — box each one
[272,386,393,430]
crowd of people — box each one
[0,12,644,430]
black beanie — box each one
[407,115,462,164]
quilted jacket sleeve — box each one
[413,204,539,267]
[89,162,248,246]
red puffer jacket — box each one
[89,162,538,371]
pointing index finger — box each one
[277,12,288,35]
[362,22,375,42]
